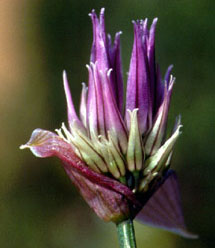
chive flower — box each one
[21,8,197,243]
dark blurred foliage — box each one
[0,0,214,247]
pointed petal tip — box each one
[63,70,68,85]
[115,31,123,38]
[153,17,158,23]
[88,9,95,17]
[100,7,105,15]
[19,129,65,159]
[169,64,174,69]
[86,64,91,71]
[62,70,68,86]
[62,70,68,82]
[170,74,176,81]
[81,82,87,88]
[19,144,29,150]
[89,61,96,68]
[20,141,43,158]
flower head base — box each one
[21,9,197,238]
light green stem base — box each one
[117,219,137,248]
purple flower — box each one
[20,8,196,238]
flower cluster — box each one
[58,9,179,192]
[21,9,195,238]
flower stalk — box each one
[117,219,137,248]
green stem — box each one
[116,219,137,248]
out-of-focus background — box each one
[0,0,214,247]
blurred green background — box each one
[0,0,214,247]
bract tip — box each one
[117,31,123,36]
[19,144,29,150]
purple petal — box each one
[125,21,151,135]
[63,71,85,132]
[89,9,99,63]
[154,64,164,112]
[86,63,106,137]
[136,170,198,239]
[86,63,96,132]
[147,18,158,111]
[143,18,148,36]
[101,69,128,153]
[108,32,124,113]
[89,8,109,71]
[99,8,106,44]
[63,71,78,124]
[79,83,88,127]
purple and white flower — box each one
[20,8,196,238]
